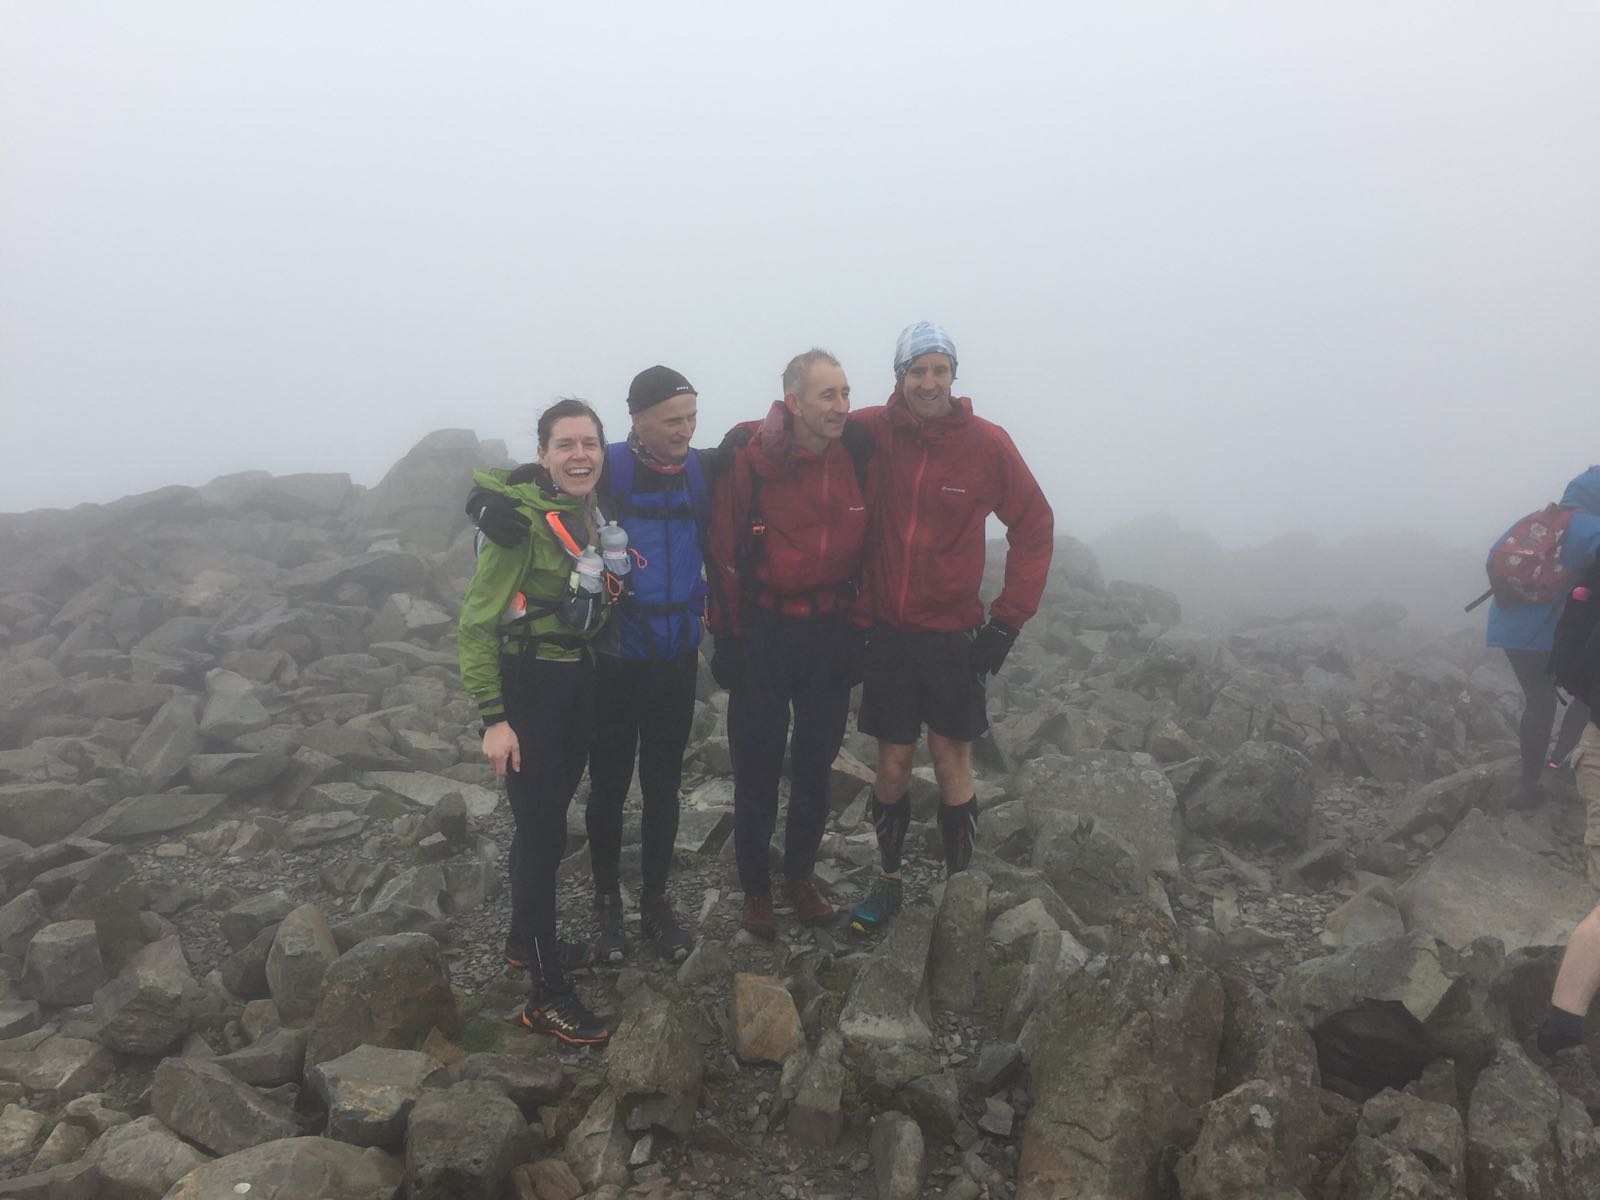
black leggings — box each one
[585,652,698,898]
[1506,648,1590,784]
[502,655,594,996]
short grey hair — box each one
[781,348,840,397]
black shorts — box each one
[857,625,988,744]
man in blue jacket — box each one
[470,366,733,963]
[1485,465,1600,806]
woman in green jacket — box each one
[458,397,613,1046]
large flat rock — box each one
[1397,809,1595,952]
[362,772,498,819]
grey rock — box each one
[218,924,277,999]
[210,1026,307,1088]
[1028,807,1146,925]
[0,782,114,846]
[265,903,338,1022]
[198,686,271,744]
[972,1042,1022,1092]
[928,870,989,1013]
[150,1057,300,1157]
[284,812,367,849]
[78,793,227,842]
[1465,1039,1600,1200]
[1331,1087,1464,1200]
[839,908,935,1049]
[1004,928,1089,1041]
[363,771,499,819]
[71,680,177,720]
[305,933,455,1066]
[786,1030,846,1148]
[404,1081,528,1200]
[0,1034,114,1103]
[869,1110,925,1200]
[307,1043,446,1150]
[187,749,289,794]
[565,1088,631,1193]
[22,920,104,1006]
[902,1070,962,1143]
[1215,975,1320,1097]
[0,891,48,959]
[1384,757,1521,842]
[452,1053,565,1115]
[1272,932,1453,1030]
[162,1136,403,1200]
[219,891,295,950]
[1018,750,1180,879]
[1019,913,1223,1200]
[0,1002,42,1040]
[603,997,702,1137]
[30,1117,92,1171]
[1185,741,1316,849]
[126,696,202,791]
[1175,1079,1310,1198]
[83,1115,208,1200]
[1398,808,1596,953]
[92,935,199,1055]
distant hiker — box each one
[1483,466,1600,805]
[468,367,737,966]
[706,349,872,940]
[1535,901,1600,1056]
[457,398,616,1046]
[846,322,1054,936]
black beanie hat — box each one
[627,365,696,414]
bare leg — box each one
[1553,904,1600,1016]
[928,732,974,807]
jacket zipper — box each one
[896,433,930,625]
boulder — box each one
[22,920,104,1006]
[403,1081,528,1200]
[839,908,935,1050]
[728,973,804,1065]
[1398,809,1596,952]
[785,1030,846,1148]
[162,1136,403,1200]
[603,997,703,1137]
[451,1054,565,1115]
[1018,751,1180,879]
[219,891,296,950]
[1174,1079,1310,1198]
[1184,741,1315,849]
[125,696,202,791]
[1465,1039,1600,1199]
[927,870,989,1013]
[82,1115,207,1200]
[305,933,456,1066]
[209,1026,307,1088]
[1018,913,1224,1200]
[1272,932,1454,1031]
[362,771,499,819]
[78,793,227,842]
[869,1110,926,1200]
[307,1043,446,1150]
[150,1057,300,1156]
[363,429,501,552]
[0,782,114,846]
[1331,1087,1464,1199]
[565,1089,630,1193]
[265,902,338,1022]
[186,749,289,794]
[0,1033,114,1103]
[92,936,199,1055]
[1384,757,1520,841]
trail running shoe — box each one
[520,991,610,1047]
[740,893,777,940]
[593,892,628,965]
[849,875,903,935]
[785,877,836,926]
[641,893,694,962]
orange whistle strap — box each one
[630,547,649,569]
[545,511,586,558]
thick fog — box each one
[4,2,1597,557]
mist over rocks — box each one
[0,430,1592,1198]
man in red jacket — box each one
[848,321,1054,934]
[707,349,873,939]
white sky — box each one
[3,2,1597,547]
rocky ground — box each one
[0,429,1596,1199]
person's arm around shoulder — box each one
[465,485,532,549]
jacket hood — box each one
[1562,466,1600,515]
[471,466,593,516]
[744,401,831,478]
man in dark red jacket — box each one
[707,349,872,939]
[848,322,1054,934]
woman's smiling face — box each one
[538,414,603,496]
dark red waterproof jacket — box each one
[706,402,870,637]
[853,392,1053,633]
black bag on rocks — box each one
[1311,999,1435,1095]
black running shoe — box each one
[521,991,610,1046]
[593,893,627,965]
[640,892,694,962]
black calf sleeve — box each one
[938,796,979,876]
[871,791,911,875]
[1537,1005,1587,1056]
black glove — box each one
[468,491,532,549]
[710,637,745,692]
[970,619,1018,677]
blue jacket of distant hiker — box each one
[603,443,711,661]
[1486,466,1600,652]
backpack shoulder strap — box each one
[683,447,709,523]
[605,443,635,513]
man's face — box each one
[631,392,698,463]
[785,361,851,445]
[539,415,603,497]
[900,352,954,421]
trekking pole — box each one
[1463,588,1493,613]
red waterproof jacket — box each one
[853,392,1053,633]
[706,402,870,637]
